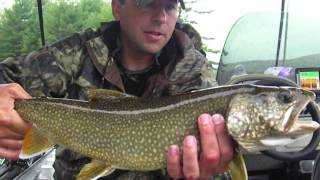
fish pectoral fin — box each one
[19,127,55,159]
[77,160,114,180]
[228,150,248,180]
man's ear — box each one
[112,0,121,20]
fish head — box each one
[226,86,319,151]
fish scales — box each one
[14,84,319,179]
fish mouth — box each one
[259,89,319,148]
[282,89,319,135]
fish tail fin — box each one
[77,160,114,180]
[228,150,248,180]
[19,127,55,159]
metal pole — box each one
[275,0,286,66]
[36,0,45,46]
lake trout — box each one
[14,84,319,180]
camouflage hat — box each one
[136,0,185,9]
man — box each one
[0,0,233,179]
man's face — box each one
[113,0,178,55]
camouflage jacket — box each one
[0,21,215,180]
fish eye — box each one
[278,90,293,103]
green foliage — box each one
[178,7,192,24]
[44,0,113,43]
[0,0,113,60]
[0,0,39,59]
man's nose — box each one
[152,6,167,24]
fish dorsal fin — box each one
[77,160,114,180]
[19,127,55,159]
[86,89,136,101]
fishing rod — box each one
[275,0,287,67]
[36,0,46,46]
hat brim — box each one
[136,0,185,9]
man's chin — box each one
[141,44,165,55]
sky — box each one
[1,0,320,61]
[0,0,14,11]
[185,0,283,61]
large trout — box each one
[14,84,319,180]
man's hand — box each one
[0,83,32,160]
[167,114,233,180]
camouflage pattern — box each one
[0,21,215,179]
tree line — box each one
[0,0,113,60]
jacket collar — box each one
[85,21,125,91]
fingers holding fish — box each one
[0,139,23,151]
[0,147,21,160]
[0,108,30,134]
[0,125,24,139]
[211,114,233,174]
[0,83,32,133]
[7,111,31,135]
[0,129,24,159]
[166,145,183,179]
[197,113,221,179]
[0,108,24,160]
[0,83,31,114]
[0,83,32,100]
[0,83,32,159]
[167,114,232,180]
[182,135,200,180]
[167,137,201,180]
